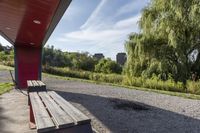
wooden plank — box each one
[32,80,39,87]
[37,81,46,87]
[48,91,91,124]
[28,80,46,92]
[36,81,41,86]
[27,80,33,87]
[29,92,55,132]
[39,92,74,128]
[27,80,35,93]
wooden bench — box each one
[27,80,46,92]
[27,80,92,133]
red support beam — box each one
[0,0,71,89]
[15,46,42,88]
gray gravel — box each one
[0,70,13,83]
[43,76,200,133]
[1,70,200,133]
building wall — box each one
[116,53,127,65]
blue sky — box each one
[0,0,150,60]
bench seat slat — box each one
[48,91,91,124]
[37,81,46,87]
[32,80,39,87]
[27,80,33,87]
[27,80,46,92]
[39,92,74,128]
[29,92,55,132]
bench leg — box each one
[29,103,36,129]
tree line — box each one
[0,44,122,74]
[42,45,122,74]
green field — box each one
[0,65,14,71]
[0,83,13,95]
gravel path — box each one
[0,70,13,83]
[1,70,200,133]
[43,76,200,133]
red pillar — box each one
[14,46,42,89]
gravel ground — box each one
[0,89,35,133]
[43,76,200,133]
[0,70,13,83]
[1,70,200,133]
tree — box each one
[42,45,98,71]
[0,43,4,51]
[125,0,200,83]
[95,58,122,74]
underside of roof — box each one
[0,0,71,47]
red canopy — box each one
[0,0,71,47]
[0,0,71,88]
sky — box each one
[0,0,150,60]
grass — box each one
[0,64,14,71]
[0,83,13,95]
[43,73,100,84]
[0,65,200,100]
[43,73,200,100]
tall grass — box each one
[43,66,123,84]
[0,83,13,95]
[123,76,185,93]
[42,66,200,95]
[187,81,200,95]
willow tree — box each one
[125,0,200,83]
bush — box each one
[187,81,200,94]
[95,58,122,74]
[35,66,200,95]
[89,73,123,84]
[43,66,91,80]
[123,75,184,93]
[0,51,14,67]
[42,66,123,84]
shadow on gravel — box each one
[55,90,200,133]
[110,98,149,111]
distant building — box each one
[3,46,12,52]
[116,53,127,65]
[0,44,13,53]
[93,53,104,60]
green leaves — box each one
[125,0,200,83]
[94,58,122,74]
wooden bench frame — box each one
[27,80,93,133]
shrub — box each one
[187,81,200,94]
[89,73,123,84]
[42,66,123,84]
[123,75,184,93]
[43,66,199,95]
[95,58,122,74]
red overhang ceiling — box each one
[0,0,71,48]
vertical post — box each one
[14,46,42,89]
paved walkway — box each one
[0,89,35,133]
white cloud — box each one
[116,0,150,16]
[56,0,147,59]
[80,0,108,30]
[114,14,141,29]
